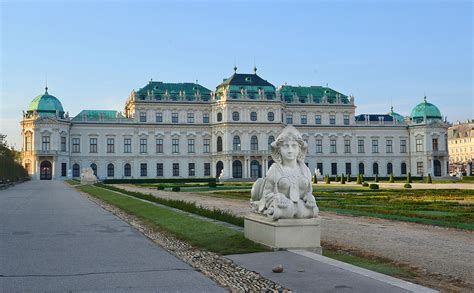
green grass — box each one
[76,184,267,255]
[65,179,80,186]
[198,190,251,201]
[323,249,416,278]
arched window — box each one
[358,162,364,175]
[401,162,407,175]
[373,162,379,175]
[217,112,222,122]
[90,163,97,176]
[232,111,240,121]
[268,136,275,150]
[216,161,224,178]
[107,163,114,177]
[251,135,258,151]
[250,111,257,121]
[217,136,223,152]
[73,163,80,177]
[232,160,242,178]
[387,162,393,175]
[124,163,131,177]
[268,112,275,121]
[233,136,241,151]
[250,160,261,178]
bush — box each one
[426,174,432,183]
[369,183,379,190]
[346,174,351,183]
[389,173,395,183]
[374,174,379,182]
[102,178,217,184]
[340,174,345,184]
[406,172,412,183]
[334,175,339,182]
[362,182,369,187]
[172,186,181,192]
[404,183,412,188]
[208,181,217,188]
[313,175,318,184]
[157,185,165,190]
[356,174,362,184]
[324,175,330,184]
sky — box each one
[1,0,472,149]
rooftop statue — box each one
[250,126,319,220]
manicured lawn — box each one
[76,184,267,255]
[65,179,80,185]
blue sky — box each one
[1,0,472,148]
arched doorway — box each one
[373,162,379,175]
[40,161,52,180]
[90,163,97,177]
[387,163,393,175]
[250,160,261,178]
[216,161,224,178]
[358,162,365,175]
[434,160,441,177]
[232,160,242,178]
[72,163,80,177]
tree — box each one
[374,174,379,182]
[313,174,318,184]
[406,172,412,183]
[0,135,28,182]
[356,174,362,184]
[426,173,432,183]
[389,173,395,183]
[340,173,345,184]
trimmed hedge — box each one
[369,183,379,190]
[172,186,181,192]
[102,178,217,184]
[362,182,369,187]
[404,183,412,188]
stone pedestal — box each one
[244,213,321,253]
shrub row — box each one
[102,177,217,184]
[96,183,244,227]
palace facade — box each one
[21,69,450,180]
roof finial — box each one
[253,65,257,74]
[45,75,48,94]
[233,65,237,73]
[391,106,394,112]
[424,95,427,103]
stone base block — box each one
[244,213,321,253]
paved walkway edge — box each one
[290,249,438,293]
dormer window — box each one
[245,77,252,82]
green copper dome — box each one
[27,87,64,117]
[410,97,442,122]
[388,107,405,123]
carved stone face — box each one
[280,139,300,162]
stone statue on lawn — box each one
[81,167,98,185]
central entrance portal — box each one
[40,161,52,180]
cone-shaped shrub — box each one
[389,173,395,183]
[346,174,351,182]
[313,175,318,184]
[335,174,339,182]
[407,172,412,183]
[324,175,330,184]
[356,174,362,184]
[375,174,379,182]
[426,173,432,183]
[340,174,345,184]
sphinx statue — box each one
[250,126,319,220]
[81,167,98,185]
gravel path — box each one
[115,184,474,290]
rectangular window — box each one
[417,162,423,175]
[372,139,379,153]
[416,138,423,152]
[140,138,147,153]
[345,162,351,175]
[344,139,351,153]
[172,139,179,153]
[155,112,163,123]
[61,163,67,177]
[188,139,195,153]
[139,112,147,122]
[331,162,337,175]
[187,113,194,123]
[188,163,195,176]
[400,139,407,153]
[301,114,307,124]
[315,139,323,153]
[330,139,337,153]
[204,163,211,176]
[203,113,209,123]
[330,115,336,125]
[315,115,321,125]
[140,163,147,177]
[107,138,115,153]
[358,139,364,153]
[156,163,163,177]
[173,163,179,176]
[203,139,210,153]
[317,162,323,175]
[25,134,32,151]
[286,113,293,124]
[386,139,393,153]
[61,137,67,152]
[156,138,163,153]
[89,138,97,153]
[343,114,350,125]
[42,136,50,151]
[72,138,80,153]
[172,112,179,123]
[432,138,438,151]
[124,138,132,153]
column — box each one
[262,158,267,177]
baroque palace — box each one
[21,68,449,180]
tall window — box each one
[387,162,393,175]
[267,112,274,121]
[386,139,393,153]
[217,136,222,152]
[432,138,439,151]
[72,138,80,153]
[315,115,321,124]
[107,138,114,153]
[251,135,258,151]
[61,163,67,176]
[358,139,365,153]
[372,139,379,153]
[317,162,323,175]
[139,112,147,122]
[124,138,132,153]
[156,163,164,176]
[42,136,50,151]
[401,162,407,175]
[400,139,407,153]
[155,112,163,122]
[316,139,323,153]
[25,133,32,151]
[72,163,80,177]
[203,113,209,123]
[250,111,257,121]
[124,163,131,177]
[217,112,222,122]
[188,139,195,153]
[140,163,147,176]
[156,138,163,153]
[61,137,67,152]
[188,163,195,176]
[203,139,210,153]
[301,114,307,124]
[140,138,147,153]
[268,136,275,150]
[417,162,423,175]
[107,163,114,177]
[172,112,179,123]
[329,115,336,125]
[345,162,351,175]
[89,138,97,153]
[344,139,351,153]
[204,163,211,176]
[373,162,379,175]
[172,139,179,153]
[358,163,365,175]
[187,112,194,123]
[330,139,337,153]
[343,114,350,125]
[90,163,97,176]
[416,138,423,152]
[173,163,179,176]
[286,113,293,124]
[233,136,241,151]
[232,111,240,121]
[331,163,337,175]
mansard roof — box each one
[134,81,212,102]
[278,85,350,104]
[218,73,275,88]
[72,110,126,122]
